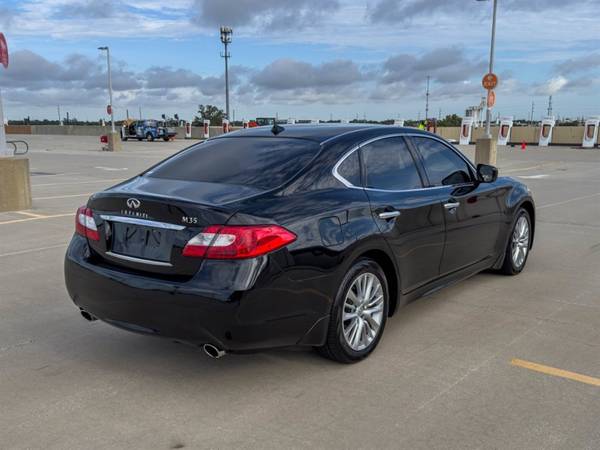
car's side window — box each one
[412,137,472,186]
[336,150,361,186]
[361,137,422,190]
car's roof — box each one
[214,124,435,144]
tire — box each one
[146,133,154,142]
[122,137,128,141]
[500,208,532,275]
[137,137,142,141]
[163,137,169,142]
[318,258,389,363]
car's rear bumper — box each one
[64,236,330,352]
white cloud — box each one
[0,0,598,119]
[533,76,569,96]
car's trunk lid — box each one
[85,176,257,277]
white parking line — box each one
[538,192,600,210]
[95,166,128,171]
[518,174,549,179]
[503,165,544,174]
[30,172,84,177]
[32,178,124,187]
[33,193,94,200]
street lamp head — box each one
[98,46,108,51]
[220,27,232,44]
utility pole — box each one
[425,75,430,123]
[547,95,553,116]
[57,105,62,125]
[139,106,142,120]
[220,27,233,120]
[530,100,535,124]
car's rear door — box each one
[409,135,503,275]
[357,135,446,292]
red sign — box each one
[106,105,112,115]
[487,90,496,108]
[482,73,498,90]
[0,33,8,69]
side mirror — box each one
[477,164,498,183]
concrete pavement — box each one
[1,135,599,449]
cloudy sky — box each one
[0,0,598,122]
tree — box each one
[193,104,225,126]
[437,114,462,127]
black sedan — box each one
[65,125,535,363]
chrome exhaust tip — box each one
[80,309,97,322]
[203,343,226,359]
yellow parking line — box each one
[33,193,94,200]
[0,213,73,226]
[15,211,47,218]
[0,243,68,258]
[511,358,600,387]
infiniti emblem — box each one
[126,198,141,209]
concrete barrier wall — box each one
[436,127,460,141]
[551,126,585,145]
[436,126,587,145]
[5,125,32,134]
[7,124,244,139]
[3,124,590,145]
[32,125,112,136]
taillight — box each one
[183,225,296,259]
[75,206,100,241]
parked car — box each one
[121,119,176,142]
[65,125,535,363]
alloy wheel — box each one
[511,215,530,268]
[342,272,385,351]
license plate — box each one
[111,223,174,262]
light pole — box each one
[220,27,232,121]
[477,0,498,138]
[98,46,115,133]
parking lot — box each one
[1,134,599,449]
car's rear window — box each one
[146,137,320,190]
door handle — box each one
[378,210,401,219]
[444,201,460,210]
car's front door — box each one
[409,136,503,275]
[358,136,446,292]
